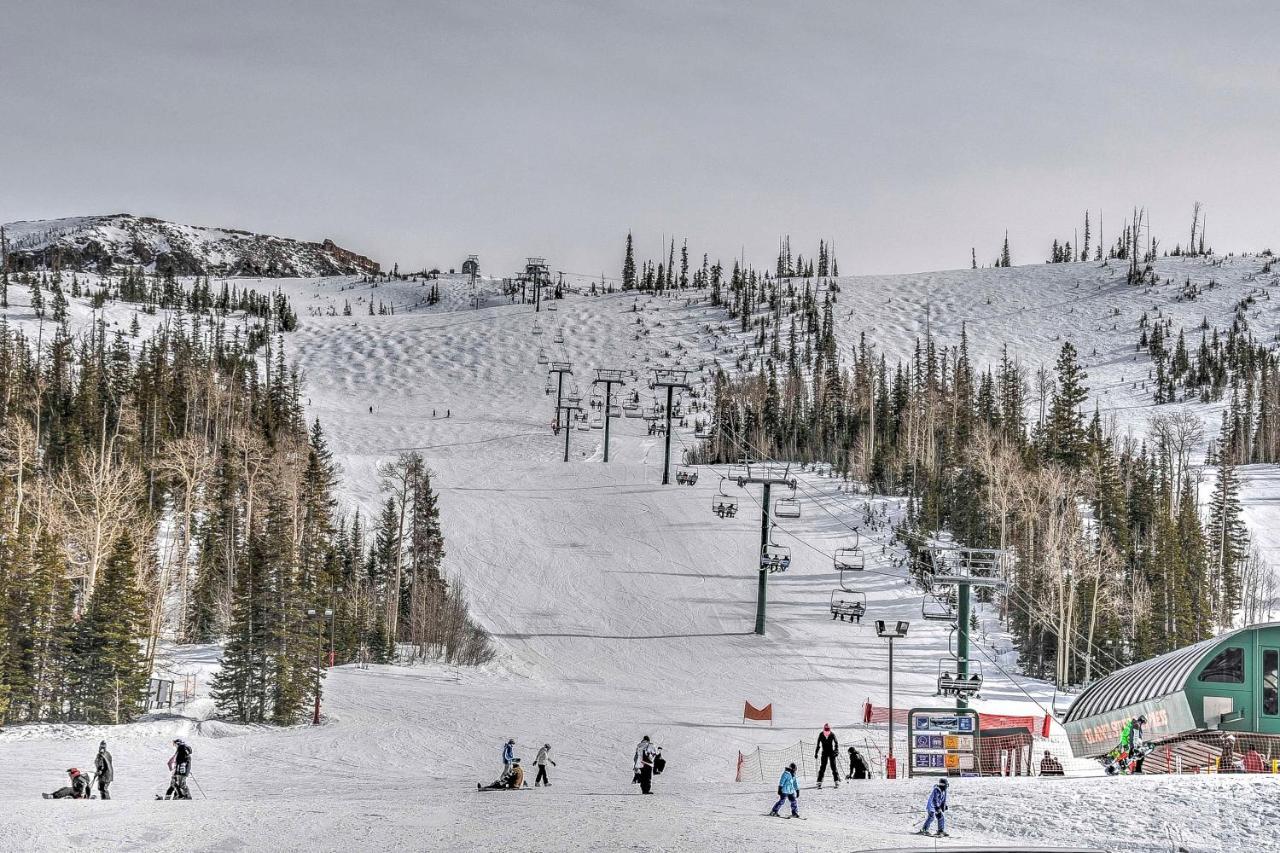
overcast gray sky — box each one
[3,1,1277,278]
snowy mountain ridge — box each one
[0,213,380,278]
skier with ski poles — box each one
[814,723,839,788]
[847,745,869,780]
[533,744,556,787]
[918,777,949,838]
[163,738,192,799]
[768,763,801,818]
[94,741,114,799]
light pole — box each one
[876,619,910,779]
[306,607,334,725]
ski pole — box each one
[189,774,207,799]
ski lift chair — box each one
[711,495,739,518]
[833,548,864,572]
[623,403,642,418]
[774,497,801,518]
[675,466,698,486]
[921,597,955,622]
[829,590,867,623]
[532,322,544,336]
[589,413,604,429]
[554,331,565,344]
[760,540,791,573]
[544,378,555,395]
[608,404,623,418]
[936,661,983,699]
[537,348,549,365]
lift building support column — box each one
[652,368,691,485]
[593,368,629,463]
[548,361,573,431]
[736,464,796,636]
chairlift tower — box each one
[522,257,552,312]
[592,368,629,463]
[557,395,583,462]
[734,463,797,636]
[651,368,692,485]
[925,545,1009,709]
[547,361,573,431]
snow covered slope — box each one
[2,254,1278,851]
[1,214,380,277]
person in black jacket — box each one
[164,738,192,800]
[815,724,840,788]
[44,768,90,799]
[95,741,114,799]
[846,746,869,780]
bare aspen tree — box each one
[156,437,213,640]
[1148,409,1203,516]
[56,444,144,597]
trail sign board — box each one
[907,707,980,776]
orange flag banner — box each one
[743,701,773,723]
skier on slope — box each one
[634,736,658,794]
[814,724,839,788]
[768,763,801,818]
[502,738,517,775]
[533,744,557,787]
[846,745,869,780]
[918,777,949,838]
[163,738,192,800]
[94,741,114,800]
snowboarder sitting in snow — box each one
[814,723,839,788]
[44,768,91,799]
[769,762,800,818]
[918,777,949,838]
[479,758,525,790]
[533,744,557,787]
[846,746,868,780]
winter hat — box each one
[937,778,948,788]
[544,744,550,750]
[507,738,515,744]
[67,768,80,776]
[99,741,107,749]
[822,723,831,732]
[787,762,797,771]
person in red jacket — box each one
[815,724,840,788]
[43,768,90,799]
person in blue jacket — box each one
[919,778,949,837]
[502,738,516,774]
[769,762,800,817]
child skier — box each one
[502,738,516,774]
[768,763,800,818]
[918,777,949,837]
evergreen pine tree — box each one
[70,533,149,723]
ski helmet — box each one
[787,762,797,772]
[67,768,80,777]
[507,738,514,744]
[544,744,550,750]
[99,741,107,749]
[937,778,948,788]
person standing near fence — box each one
[768,763,800,818]
[815,724,840,788]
